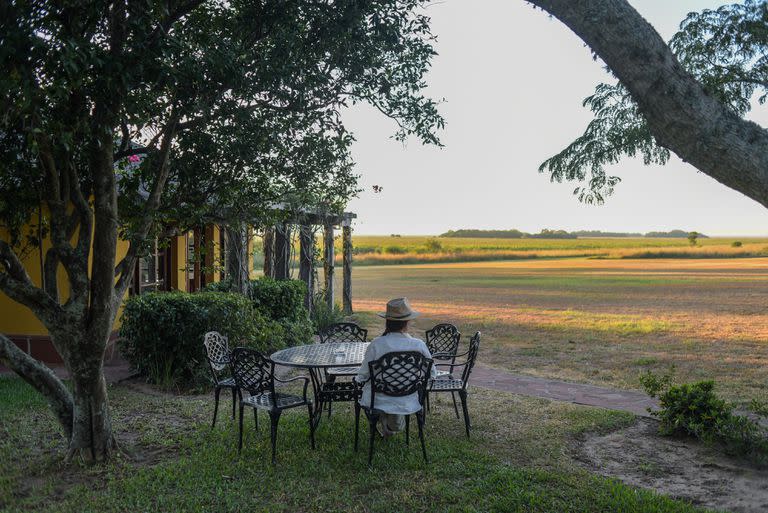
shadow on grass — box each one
[0,376,711,513]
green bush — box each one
[310,291,345,333]
[383,245,407,255]
[247,277,307,321]
[640,371,768,465]
[732,241,743,247]
[119,291,283,390]
[205,277,314,349]
[424,238,444,252]
[206,277,308,320]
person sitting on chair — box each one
[356,297,435,437]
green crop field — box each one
[344,236,768,265]
[251,234,768,269]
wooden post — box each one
[323,223,334,309]
[299,224,314,312]
[274,222,290,280]
[342,221,353,315]
[262,226,274,278]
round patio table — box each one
[271,342,370,427]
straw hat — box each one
[377,297,420,321]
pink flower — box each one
[128,154,141,163]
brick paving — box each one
[3,359,657,417]
[472,364,658,417]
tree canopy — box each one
[0,0,444,461]
[535,0,768,205]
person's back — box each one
[356,298,434,437]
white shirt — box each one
[356,332,436,415]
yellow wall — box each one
[2,220,240,338]
[169,234,188,292]
[0,213,130,336]
[247,232,258,280]
[204,224,222,285]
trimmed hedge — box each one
[119,284,313,390]
[205,277,307,321]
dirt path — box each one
[577,418,768,513]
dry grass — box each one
[344,257,768,404]
[336,236,768,266]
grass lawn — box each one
[344,257,768,404]
[0,375,716,513]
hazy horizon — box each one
[342,0,768,237]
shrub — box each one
[383,245,407,255]
[119,291,282,390]
[424,238,443,252]
[640,371,768,465]
[247,277,306,321]
[205,277,313,347]
[310,291,345,333]
[202,278,234,292]
[732,241,743,247]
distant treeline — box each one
[440,229,708,239]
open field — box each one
[251,235,768,268]
[343,236,768,265]
[344,257,768,404]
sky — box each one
[341,0,768,236]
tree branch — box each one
[114,117,179,298]
[0,333,74,440]
[526,0,768,208]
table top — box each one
[271,342,370,369]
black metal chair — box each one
[427,332,481,438]
[354,351,433,465]
[318,322,368,417]
[319,322,368,378]
[202,331,239,428]
[425,323,462,416]
[230,347,314,464]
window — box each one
[136,239,167,293]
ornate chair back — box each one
[319,322,368,343]
[203,331,231,383]
[367,351,433,410]
[425,324,461,360]
[460,332,481,387]
[231,348,275,400]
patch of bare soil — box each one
[576,417,768,513]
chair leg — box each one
[269,410,281,465]
[354,402,361,452]
[405,414,410,446]
[231,387,237,420]
[368,412,378,465]
[307,402,316,450]
[237,404,245,454]
[451,391,460,419]
[459,390,470,438]
[426,392,430,412]
[253,408,258,431]
[212,386,222,429]
[327,399,332,418]
[417,411,428,463]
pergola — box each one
[261,208,356,315]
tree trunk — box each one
[262,226,275,279]
[526,0,768,208]
[53,323,117,463]
[0,330,116,461]
[225,225,250,294]
[68,367,115,461]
